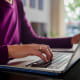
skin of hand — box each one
[8,44,53,62]
[5,0,13,4]
[71,34,80,44]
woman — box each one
[0,0,80,64]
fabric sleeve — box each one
[19,0,73,48]
[0,45,9,64]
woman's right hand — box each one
[8,44,53,62]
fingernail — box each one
[46,60,48,62]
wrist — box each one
[8,45,14,58]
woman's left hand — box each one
[71,34,80,44]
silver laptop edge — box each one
[3,44,80,74]
[24,44,80,73]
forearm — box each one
[32,37,73,48]
[21,31,72,48]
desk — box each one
[0,60,80,80]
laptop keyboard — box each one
[26,53,72,69]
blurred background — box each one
[21,0,80,38]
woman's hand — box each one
[8,44,53,62]
[71,34,80,44]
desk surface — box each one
[0,60,80,80]
[0,71,59,80]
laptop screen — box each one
[66,44,80,70]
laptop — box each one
[52,44,78,52]
[0,44,80,76]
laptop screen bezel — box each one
[63,44,80,73]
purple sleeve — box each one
[0,45,9,64]
[19,1,72,48]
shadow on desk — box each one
[0,71,60,80]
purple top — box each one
[0,0,72,64]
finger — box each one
[42,45,53,60]
[47,46,53,60]
[41,48,51,61]
[31,50,48,62]
[39,53,49,62]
